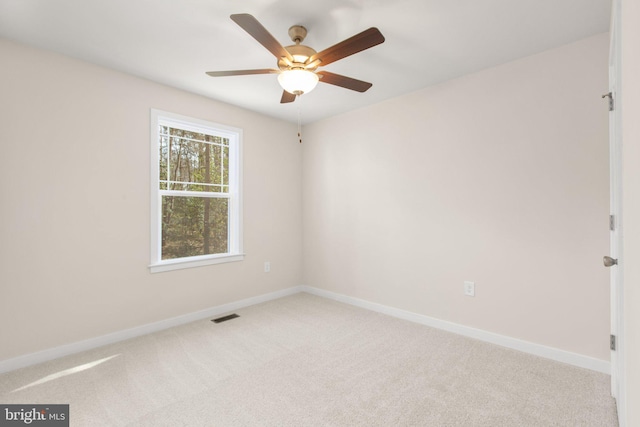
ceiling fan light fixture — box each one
[278,69,319,96]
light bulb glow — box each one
[277,70,319,95]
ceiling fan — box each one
[206,14,385,103]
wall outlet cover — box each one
[464,281,475,297]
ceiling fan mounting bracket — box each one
[288,25,307,44]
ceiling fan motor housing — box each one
[278,44,318,71]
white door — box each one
[607,0,623,407]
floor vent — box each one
[212,313,240,323]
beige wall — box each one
[0,39,302,361]
[302,34,611,361]
[621,0,640,424]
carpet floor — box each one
[0,293,618,426]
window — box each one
[149,109,242,273]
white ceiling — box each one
[0,0,611,124]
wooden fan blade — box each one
[206,69,279,77]
[280,90,297,103]
[317,71,373,92]
[309,27,384,67]
[230,14,294,62]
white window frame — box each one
[149,109,243,273]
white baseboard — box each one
[300,286,610,375]
[0,286,304,374]
[1,284,610,376]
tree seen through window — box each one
[159,126,230,259]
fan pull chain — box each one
[297,98,303,143]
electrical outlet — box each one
[464,281,475,297]
[264,262,271,273]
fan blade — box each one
[230,14,294,62]
[206,69,279,77]
[309,27,384,66]
[280,90,297,103]
[317,71,373,92]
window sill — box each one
[149,253,244,273]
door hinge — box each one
[610,334,616,351]
[610,215,615,231]
[603,92,614,111]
